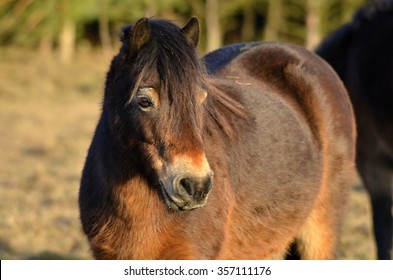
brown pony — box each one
[79,17,356,259]
[316,0,393,259]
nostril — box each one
[203,176,213,192]
[179,178,194,196]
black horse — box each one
[316,0,393,260]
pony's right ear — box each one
[182,17,199,48]
[125,18,151,56]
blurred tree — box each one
[97,0,113,57]
[0,0,373,56]
[220,0,267,44]
[319,0,369,37]
[241,3,256,42]
[205,0,221,52]
[283,0,307,46]
[265,0,283,41]
[263,0,370,48]
[0,0,97,62]
[306,0,322,50]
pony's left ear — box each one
[129,18,151,55]
[182,17,199,48]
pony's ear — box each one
[129,18,151,55]
[182,17,199,48]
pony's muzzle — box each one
[163,172,213,211]
[177,174,212,199]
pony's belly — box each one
[213,202,317,259]
[205,85,324,259]
[215,230,292,259]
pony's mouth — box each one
[159,181,206,211]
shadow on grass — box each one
[0,238,88,260]
[353,183,367,193]
[0,238,15,259]
[28,251,84,260]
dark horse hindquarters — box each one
[316,1,393,260]
[79,17,356,259]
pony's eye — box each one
[137,96,154,110]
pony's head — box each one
[104,18,213,211]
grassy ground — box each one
[0,48,376,259]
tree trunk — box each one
[242,4,255,42]
[205,0,222,52]
[99,14,113,58]
[306,0,322,50]
[39,33,53,59]
[264,0,283,41]
[59,19,75,64]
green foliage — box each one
[0,0,97,47]
[280,0,307,45]
[319,0,369,36]
[0,0,373,50]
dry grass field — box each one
[0,47,376,259]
